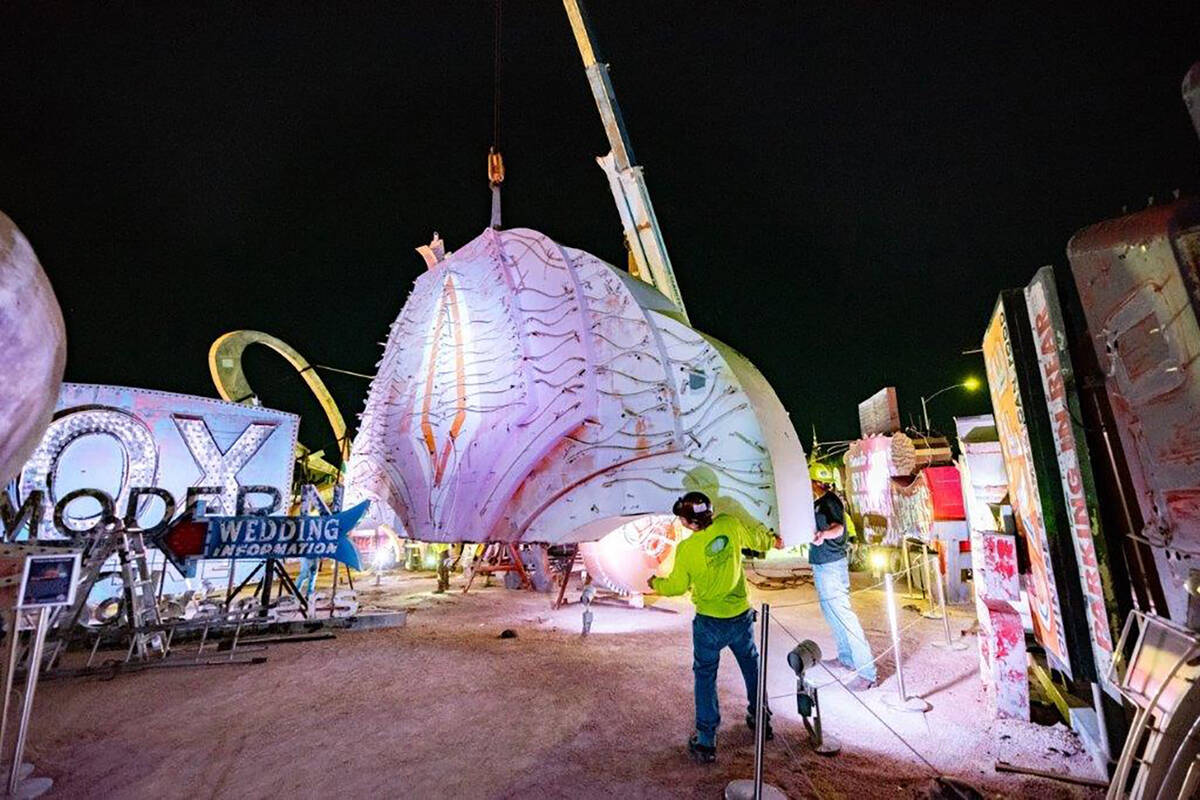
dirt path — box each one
[28,571,1104,799]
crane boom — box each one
[563,0,690,323]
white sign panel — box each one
[12,383,299,598]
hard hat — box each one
[673,491,714,527]
[809,463,837,484]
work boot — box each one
[746,710,774,741]
[687,734,716,763]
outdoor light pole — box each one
[920,378,979,432]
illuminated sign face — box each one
[347,227,816,550]
[580,514,686,595]
[10,384,298,594]
[983,299,1071,676]
[846,435,896,540]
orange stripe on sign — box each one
[420,283,449,464]
[434,276,468,486]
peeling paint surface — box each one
[958,415,1030,720]
[1068,200,1200,620]
[0,212,66,484]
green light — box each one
[963,376,981,392]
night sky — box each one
[2,3,1198,458]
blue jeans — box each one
[692,609,764,747]
[812,558,876,682]
[296,558,318,597]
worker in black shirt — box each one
[810,471,876,690]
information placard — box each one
[18,553,81,609]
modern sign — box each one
[8,384,299,596]
[18,553,81,609]
[1025,268,1117,696]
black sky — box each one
[2,2,1198,456]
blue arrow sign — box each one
[202,501,367,570]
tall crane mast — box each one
[562,0,690,324]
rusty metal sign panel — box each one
[1184,62,1200,142]
[858,387,900,437]
[1067,199,1200,622]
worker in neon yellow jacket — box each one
[647,491,783,763]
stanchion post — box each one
[725,604,787,800]
[0,609,21,773]
[8,607,52,798]
[901,542,914,597]
[919,550,940,619]
[329,559,340,620]
[223,558,235,613]
[754,605,768,796]
[931,549,967,651]
[0,612,35,792]
[882,573,931,713]
[885,574,908,697]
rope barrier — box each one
[769,613,943,778]
[760,555,958,780]
[766,554,933,610]
[813,613,930,686]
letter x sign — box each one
[173,417,278,515]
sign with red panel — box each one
[983,294,1073,676]
[924,466,965,520]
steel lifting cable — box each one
[313,364,375,380]
[492,0,502,151]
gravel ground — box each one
[26,568,1107,799]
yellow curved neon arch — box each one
[208,331,350,471]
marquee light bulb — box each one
[869,549,888,572]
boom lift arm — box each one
[562,0,690,323]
